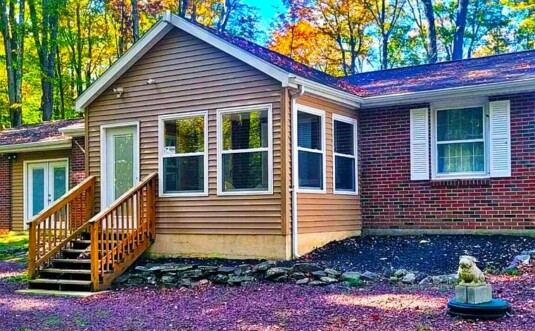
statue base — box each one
[455,284,492,304]
[447,298,510,320]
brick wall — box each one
[0,155,12,233]
[70,136,86,186]
[359,92,535,231]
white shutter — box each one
[489,100,511,177]
[410,108,430,180]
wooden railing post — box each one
[28,223,36,279]
[90,222,99,291]
[149,178,156,240]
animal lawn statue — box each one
[457,255,486,286]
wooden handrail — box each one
[28,176,96,279]
[89,172,157,290]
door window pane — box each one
[222,110,268,150]
[298,151,323,190]
[164,116,205,153]
[114,134,134,199]
[298,112,321,150]
[32,168,45,216]
[222,151,268,191]
[53,167,67,200]
[164,156,204,193]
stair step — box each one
[72,240,91,245]
[63,249,87,254]
[52,259,91,264]
[41,268,92,275]
[29,279,92,286]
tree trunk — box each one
[381,34,389,70]
[179,0,190,17]
[422,0,437,63]
[132,0,139,42]
[452,0,469,60]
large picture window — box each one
[297,107,325,192]
[159,112,207,196]
[218,105,272,195]
[333,115,358,194]
[435,106,486,176]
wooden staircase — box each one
[27,173,157,292]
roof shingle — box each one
[0,119,83,147]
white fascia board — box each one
[59,126,85,137]
[75,20,175,111]
[361,78,535,108]
[168,14,292,87]
[294,77,363,108]
[0,139,72,154]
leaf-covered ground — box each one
[2,259,535,331]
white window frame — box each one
[296,105,326,194]
[333,114,358,195]
[431,101,490,180]
[216,104,273,196]
[158,111,209,197]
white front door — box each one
[103,125,139,208]
[26,160,69,223]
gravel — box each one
[298,235,535,274]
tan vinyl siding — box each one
[296,96,361,234]
[11,150,71,231]
[87,28,284,236]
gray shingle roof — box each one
[0,119,83,147]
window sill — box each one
[430,178,491,188]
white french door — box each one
[102,125,139,208]
[25,160,69,224]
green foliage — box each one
[346,277,363,288]
[0,231,28,262]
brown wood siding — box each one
[87,28,284,236]
[296,96,361,234]
[11,150,71,231]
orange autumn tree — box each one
[270,0,373,76]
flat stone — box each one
[217,266,236,274]
[234,265,252,276]
[325,269,342,277]
[161,275,177,284]
[209,274,228,284]
[292,263,322,273]
[455,284,493,304]
[514,254,531,266]
[361,271,380,281]
[296,278,310,285]
[227,276,254,286]
[311,270,327,279]
[253,261,276,272]
[340,272,361,282]
[16,289,107,298]
[292,272,306,280]
[265,267,289,279]
[309,280,326,286]
[320,277,338,284]
[134,266,148,272]
[180,269,203,279]
[401,273,416,284]
[394,269,409,278]
[521,249,535,256]
[273,275,289,283]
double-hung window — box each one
[218,105,272,195]
[333,115,358,194]
[159,112,208,196]
[297,107,325,192]
[435,106,486,177]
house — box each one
[20,12,535,291]
[0,119,85,234]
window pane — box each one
[298,150,323,189]
[437,107,483,141]
[298,111,322,150]
[438,142,484,174]
[334,120,354,155]
[164,115,205,154]
[114,134,134,199]
[32,168,45,216]
[222,151,268,191]
[163,156,204,193]
[53,167,67,200]
[335,156,355,191]
[222,110,268,150]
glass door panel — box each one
[114,133,134,199]
[49,161,68,200]
[29,165,47,218]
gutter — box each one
[290,84,305,258]
[0,139,72,154]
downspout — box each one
[290,84,305,258]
